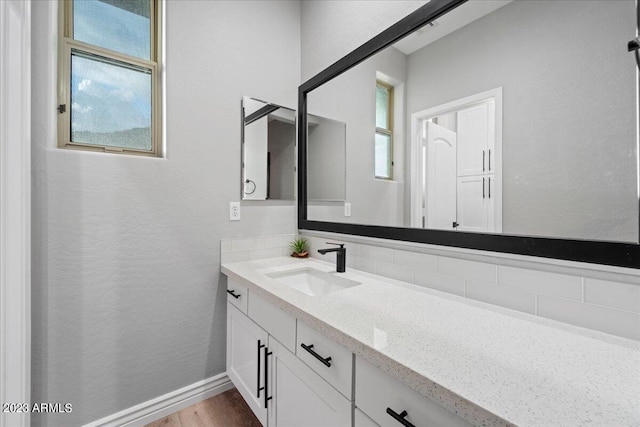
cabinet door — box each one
[457,103,490,177]
[485,174,496,232]
[456,175,488,232]
[227,303,268,426]
[267,338,351,427]
[355,409,380,427]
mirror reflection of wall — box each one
[307,114,346,201]
[307,47,406,227]
[305,0,638,243]
[242,96,295,201]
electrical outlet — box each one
[344,202,351,217]
[229,202,241,221]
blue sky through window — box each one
[74,0,150,60]
[71,1,152,149]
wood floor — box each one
[145,388,262,427]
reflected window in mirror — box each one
[375,80,394,180]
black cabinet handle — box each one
[300,343,332,367]
[386,408,416,427]
[488,149,491,171]
[482,150,485,172]
[263,346,273,408]
[257,340,265,398]
[482,177,485,199]
[227,289,241,299]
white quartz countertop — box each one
[221,257,640,427]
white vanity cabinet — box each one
[227,303,269,425]
[296,321,353,399]
[226,278,352,427]
[355,357,471,427]
[267,337,352,427]
[226,275,469,427]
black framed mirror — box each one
[298,0,640,269]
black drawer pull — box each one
[226,289,241,299]
[300,343,332,367]
[263,346,273,408]
[386,407,415,427]
[257,340,265,398]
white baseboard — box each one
[83,372,233,427]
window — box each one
[375,80,393,179]
[58,0,162,156]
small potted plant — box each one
[289,237,309,258]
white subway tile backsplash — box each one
[220,239,232,253]
[345,242,361,257]
[221,236,292,264]
[221,250,250,264]
[234,234,640,341]
[232,237,265,252]
[250,247,283,260]
[375,261,414,283]
[306,236,330,256]
[414,269,465,297]
[498,266,582,300]
[537,295,640,341]
[393,250,437,271]
[584,278,640,313]
[351,256,376,274]
[466,280,536,314]
[438,257,497,283]
[359,245,394,263]
[264,235,296,249]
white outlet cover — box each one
[229,202,241,221]
[344,202,351,217]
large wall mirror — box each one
[298,0,640,268]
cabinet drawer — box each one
[226,278,248,314]
[248,292,296,352]
[296,321,353,399]
[268,338,351,427]
[356,357,471,427]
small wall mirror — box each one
[242,96,296,200]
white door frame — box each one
[410,87,503,230]
[0,2,31,427]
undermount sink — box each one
[267,267,361,296]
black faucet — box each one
[317,242,346,273]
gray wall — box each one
[307,116,346,201]
[268,120,295,200]
[301,1,426,226]
[301,0,425,81]
[307,46,408,226]
[405,0,638,242]
[30,1,300,425]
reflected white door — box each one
[424,121,457,230]
[244,117,268,200]
[457,102,492,177]
[456,175,487,232]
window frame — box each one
[375,80,394,180]
[57,0,162,156]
